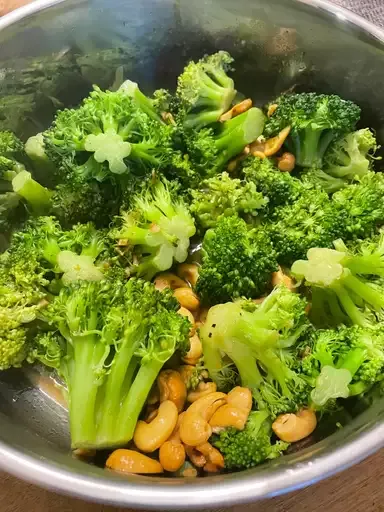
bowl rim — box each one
[1,0,384,507]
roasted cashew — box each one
[182,334,203,366]
[106,449,163,474]
[145,407,158,423]
[147,386,160,405]
[73,448,96,459]
[180,392,227,446]
[157,370,187,412]
[271,267,295,290]
[187,382,217,403]
[209,386,252,431]
[178,307,196,336]
[174,288,200,311]
[134,400,178,452]
[272,408,317,443]
[154,272,188,291]
[219,99,253,122]
[197,442,225,471]
[159,412,186,472]
[204,462,222,473]
[185,445,206,468]
[177,263,199,287]
[249,126,291,158]
[277,152,296,172]
[267,103,278,117]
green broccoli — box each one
[213,410,289,470]
[299,167,347,194]
[264,93,361,168]
[112,179,196,280]
[176,51,237,130]
[200,286,311,416]
[267,188,345,266]
[44,84,174,180]
[242,156,304,210]
[291,236,384,327]
[42,278,190,449]
[195,216,278,305]
[190,171,267,230]
[333,171,384,239]
[186,108,265,173]
[299,326,384,408]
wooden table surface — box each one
[1,0,384,510]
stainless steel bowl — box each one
[1,0,384,507]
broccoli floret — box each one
[176,51,237,130]
[195,216,278,305]
[268,188,345,266]
[190,172,267,230]
[300,167,347,194]
[44,84,174,180]
[213,410,289,470]
[291,236,384,327]
[25,132,57,176]
[0,131,25,160]
[186,108,265,173]
[11,170,52,216]
[242,156,304,210]
[300,326,384,408]
[112,179,196,280]
[42,278,190,449]
[333,171,384,239]
[200,286,311,415]
[118,80,164,124]
[264,93,361,168]
[324,129,378,180]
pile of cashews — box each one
[104,263,317,476]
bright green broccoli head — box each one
[242,156,304,210]
[176,51,236,130]
[0,131,25,160]
[190,171,267,230]
[44,85,174,181]
[213,410,289,470]
[113,179,196,280]
[264,93,361,168]
[195,216,278,305]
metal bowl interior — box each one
[1,0,384,507]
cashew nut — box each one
[134,400,178,452]
[271,267,295,290]
[180,392,227,446]
[219,99,253,122]
[174,288,200,311]
[182,333,203,366]
[106,449,163,474]
[185,445,206,468]
[187,382,217,403]
[178,307,196,335]
[177,263,199,287]
[267,103,278,117]
[159,413,186,472]
[197,442,225,472]
[272,408,317,443]
[154,272,188,291]
[157,370,187,412]
[147,386,160,405]
[209,386,252,431]
[249,126,291,158]
[73,448,96,459]
[277,152,296,172]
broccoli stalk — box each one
[12,170,52,215]
[291,237,384,327]
[264,93,361,168]
[176,51,237,130]
[44,278,190,449]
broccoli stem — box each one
[12,170,52,215]
[115,360,164,443]
[346,255,384,276]
[343,274,384,311]
[69,334,107,449]
[96,339,138,445]
[339,347,366,376]
[298,128,323,168]
[332,283,368,327]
